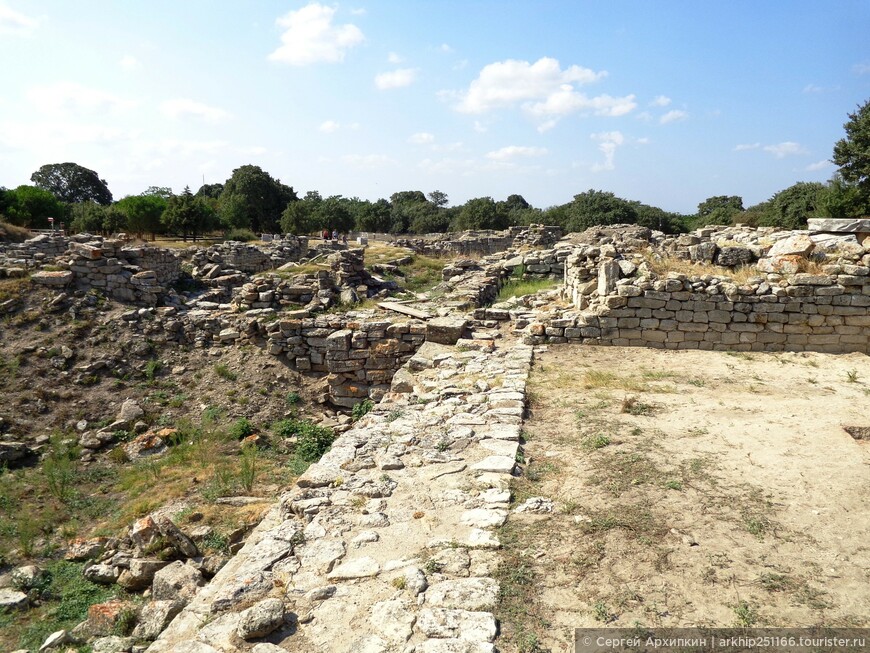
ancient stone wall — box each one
[26,239,183,305]
[393,225,563,258]
[191,237,308,274]
[544,246,870,353]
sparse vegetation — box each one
[351,398,374,421]
[214,363,237,381]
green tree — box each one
[761,182,826,229]
[196,183,223,200]
[162,186,218,241]
[30,162,112,205]
[454,196,508,231]
[218,165,297,232]
[634,203,687,233]
[140,186,173,199]
[116,194,167,239]
[354,198,392,233]
[389,191,430,234]
[832,99,870,195]
[317,195,354,234]
[281,191,320,234]
[4,185,64,228]
[564,189,637,232]
[695,195,744,226]
[69,202,107,233]
[101,205,128,233]
[819,175,866,219]
[427,190,449,207]
[831,99,870,216]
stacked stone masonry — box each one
[145,340,533,653]
[552,252,870,353]
[393,225,562,258]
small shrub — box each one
[731,599,759,627]
[225,228,257,242]
[351,399,374,421]
[144,359,162,383]
[43,437,78,503]
[239,442,258,492]
[202,531,230,554]
[229,417,255,440]
[592,600,613,622]
[274,418,336,463]
[214,363,237,381]
[621,396,653,415]
[846,369,859,383]
[582,434,611,450]
[114,607,137,636]
[286,391,301,405]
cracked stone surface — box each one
[146,340,533,653]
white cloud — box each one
[374,68,418,89]
[453,59,468,71]
[636,137,650,145]
[240,145,267,156]
[119,54,139,71]
[473,120,487,133]
[590,131,625,171]
[27,82,136,117]
[806,159,833,171]
[650,95,671,107]
[455,57,635,130]
[387,51,402,64]
[526,89,637,118]
[319,120,341,133]
[439,43,454,53]
[763,141,806,158]
[341,154,394,167]
[457,57,608,114]
[734,143,760,151]
[659,109,688,124]
[349,7,367,15]
[0,3,37,35]
[853,62,870,75]
[161,98,231,124]
[408,132,435,144]
[268,3,364,66]
[485,145,548,161]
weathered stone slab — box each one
[417,608,497,642]
[808,218,870,233]
[470,455,515,474]
[425,578,498,611]
[31,270,73,286]
[369,599,415,643]
[327,556,380,580]
[767,234,814,257]
[426,317,468,345]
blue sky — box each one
[1,1,868,214]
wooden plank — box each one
[378,301,433,319]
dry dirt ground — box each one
[498,345,870,653]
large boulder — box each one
[151,561,204,603]
[236,598,286,640]
[115,399,144,426]
[117,558,169,591]
[131,599,184,641]
[714,246,755,267]
[766,234,814,258]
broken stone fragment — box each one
[236,598,286,640]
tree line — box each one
[2,99,868,240]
